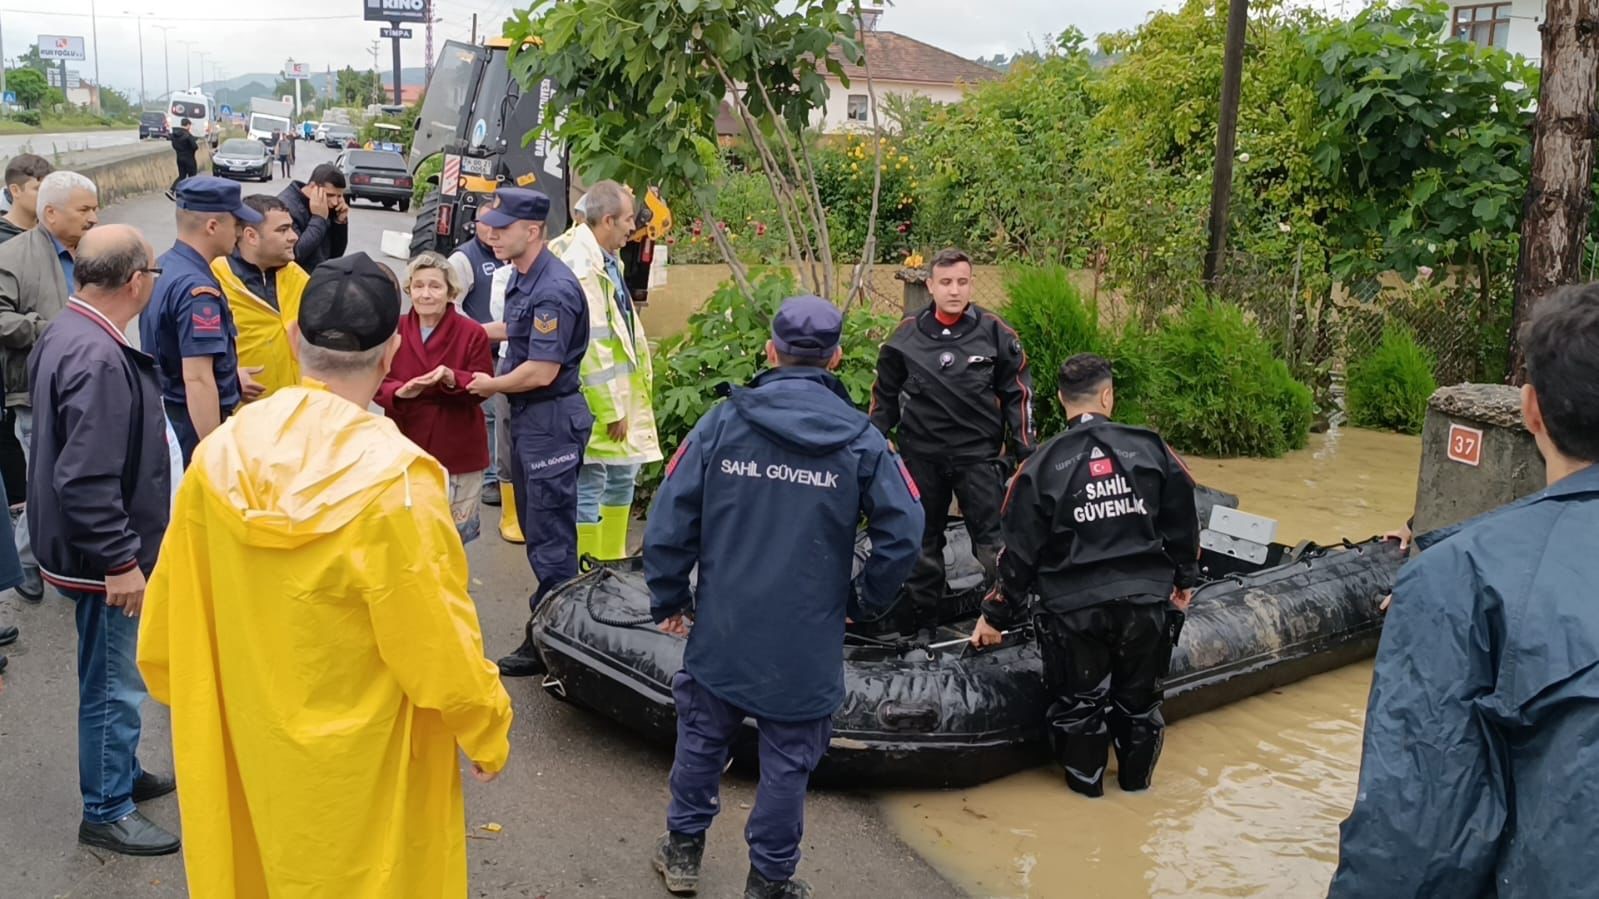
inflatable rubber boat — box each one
[530,489,1404,788]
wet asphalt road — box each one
[0,144,959,898]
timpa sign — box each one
[39,35,87,61]
[381,27,413,38]
[363,0,429,24]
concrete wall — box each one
[1412,383,1546,535]
[57,142,213,209]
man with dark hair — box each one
[870,246,1034,635]
[165,118,199,199]
[972,352,1198,797]
[140,252,512,896]
[1330,287,1599,898]
[29,224,179,855]
[140,177,266,464]
[210,194,308,397]
[276,162,348,271]
[0,153,55,243]
[645,295,923,898]
[466,188,593,677]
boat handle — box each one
[541,675,568,699]
[877,701,939,731]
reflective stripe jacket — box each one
[550,223,661,465]
[210,256,309,398]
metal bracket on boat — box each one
[540,675,568,699]
[1202,506,1279,566]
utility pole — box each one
[368,41,382,106]
[89,0,102,111]
[197,50,210,89]
[153,25,173,101]
[1202,0,1249,289]
[425,0,434,70]
[1509,0,1599,382]
[1,12,8,112]
[178,39,195,88]
[471,13,478,44]
[124,10,147,108]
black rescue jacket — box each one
[170,127,198,166]
[277,180,349,271]
[983,413,1199,626]
[869,303,1035,464]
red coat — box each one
[376,307,494,474]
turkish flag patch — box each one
[1089,446,1113,478]
[665,439,691,478]
[192,306,222,333]
[897,458,921,501]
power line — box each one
[0,9,361,21]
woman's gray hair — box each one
[406,251,462,300]
[36,170,97,216]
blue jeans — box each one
[666,671,832,882]
[576,461,640,523]
[63,588,148,824]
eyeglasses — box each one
[138,267,163,277]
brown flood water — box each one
[882,427,1422,898]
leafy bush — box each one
[812,135,919,264]
[13,110,39,127]
[1347,326,1437,434]
[643,270,898,495]
[667,164,788,265]
[412,155,443,207]
[1135,301,1314,457]
[1002,265,1104,440]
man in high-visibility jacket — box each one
[550,181,660,560]
[209,194,308,397]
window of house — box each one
[1452,3,1512,50]
[847,94,869,123]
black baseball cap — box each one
[479,187,551,227]
[297,253,401,351]
[771,295,842,359]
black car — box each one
[337,150,414,211]
[323,127,357,149]
[211,138,273,182]
[139,111,168,140]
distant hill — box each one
[198,67,430,98]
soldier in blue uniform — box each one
[466,188,594,677]
[140,176,265,464]
[643,296,925,899]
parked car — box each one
[139,111,169,140]
[336,150,414,211]
[211,138,274,182]
[323,127,357,149]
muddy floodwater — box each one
[883,427,1422,898]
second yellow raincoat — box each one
[210,256,309,397]
[138,382,513,898]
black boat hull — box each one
[531,527,1402,788]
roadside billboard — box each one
[363,0,428,24]
[39,35,87,61]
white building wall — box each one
[812,79,967,133]
[1445,0,1545,63]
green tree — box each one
[7,68,49,110]
[99,85,135,119]
[505,0,868,300]
[333,67,379,106]
[272,78,317,106]
[18,44,49,76]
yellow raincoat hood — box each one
[138,385,512,899]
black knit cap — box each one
[298,253,401,351]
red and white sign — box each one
[440,155,461,197]
[1088,447,1113,478]
[1447,423,1483,467]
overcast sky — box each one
[0,0,1362,102]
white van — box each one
[166,91,218,148]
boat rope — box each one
[581,565,660,629]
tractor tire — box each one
[409,189,443,258]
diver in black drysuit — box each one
[972,353,1199,797]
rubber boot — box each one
[1113,724,1165,792]
[1059,733,1111,798]
[496,618,545,678]
[577,521,601,562]
[598,504,631,560]
[653,831,705,895]
[744,866,813,899]
[498,484,524,544]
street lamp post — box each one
[124,11,148,107]
[152,25,173,101]
[178,39,195,88]
[89,0,102,112]
[197,51,209,89]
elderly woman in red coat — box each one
[376,252,495,542]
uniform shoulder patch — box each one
[896,457,921,501]
[189,285,222,299]
[666,439,692,478]
[533,312,558,334]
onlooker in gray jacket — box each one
[0,169,98,600]
[27,223,179,857]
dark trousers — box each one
[63,587,148,823]
[666,671,832,882]
[506,393,593,610]
[278,156,292,177]
[171,157,197,192]
[1036,600,1172,796]
[901,455,1004,622]
[165,400,236,467]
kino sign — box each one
[364,0,428,23]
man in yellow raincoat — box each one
[210,193,309,396]
[138,252,514,898]
[550,181,660,560]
